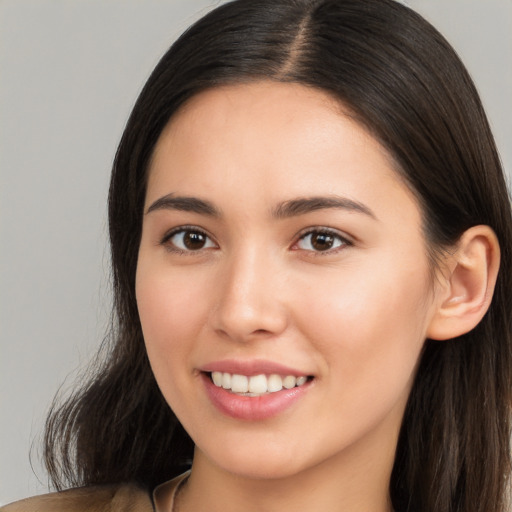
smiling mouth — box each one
[209,372,312,397]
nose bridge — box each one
[212,244,287,341]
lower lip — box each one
[201,373,312,421]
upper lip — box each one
[200,359,312,377]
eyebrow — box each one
[272,196,377,220]
[146,194,220,216]
[146,193,376,220]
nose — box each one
[210,249,288,342]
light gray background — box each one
[1,0,511,505]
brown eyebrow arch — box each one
[272,196,377,219]
[146,194,220,216]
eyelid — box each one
[160,225,218,252]
[291,226,354,253]
[158,224,353,254]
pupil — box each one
[184,231,206,250]
[312,233,334,251]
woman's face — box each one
[136,82,442,480]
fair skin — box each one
[136,82,499,512]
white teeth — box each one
[231,374,249,393]
[296,376,307,386]
[267,374,283,392]
[221,372,231,389]
[210,372,309,395]
[248,374,267,394]
[283,375,297,389]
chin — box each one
[195,438,318,481]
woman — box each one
[3,0,511,511]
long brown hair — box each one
[44,1,512,510]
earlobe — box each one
[427,225,500,341]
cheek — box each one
[294,255,431,391]
[135,262,209,381]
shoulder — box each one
[0,483,154,512]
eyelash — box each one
[160,226,353,255]
[292,227,353,255]
[160,226,217,254]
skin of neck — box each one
[173,394,405,512]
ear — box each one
[427,225,500,341]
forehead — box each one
[147,81,418,222]
[157,82,370,158]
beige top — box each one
[153,471,189,512]
[0,473,189,512]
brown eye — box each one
[166,229,216,252]
[183,231,207,250]
[310,232,335,251]
[296,230,347,252]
